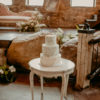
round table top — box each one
[29,58,75,73]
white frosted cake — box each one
[40,35,62,67]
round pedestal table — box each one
[29,58,75,100]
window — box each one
[43,0,59,12]
[0,0,12,5]
[71,0,96,7]
[26,0,44,6]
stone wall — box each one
[8,0,100,28]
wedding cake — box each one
[40,35,62,67]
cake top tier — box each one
[45,35,56,45]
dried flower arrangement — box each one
[0,65,16,83]
[17,11,46,32]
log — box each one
[0,48,7,66]
[75,29,95,89]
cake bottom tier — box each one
[40,53,62,67]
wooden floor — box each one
[15,73,100,100]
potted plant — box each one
[0,65,16,83]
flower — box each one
[31,23,34,26]
[56,28,64,37]
[0,69,4,74]
[9,66,16,73]
[25,26,28,30]
[0,65,16,83]
[20,22,26,25]
[54,28,78,46]
[62,37,70,43]
[17,10,46,32]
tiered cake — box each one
[40,35,62,67]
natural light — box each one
[26,0,44,6]
[0,0,12,5]
[71,0,96,7]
